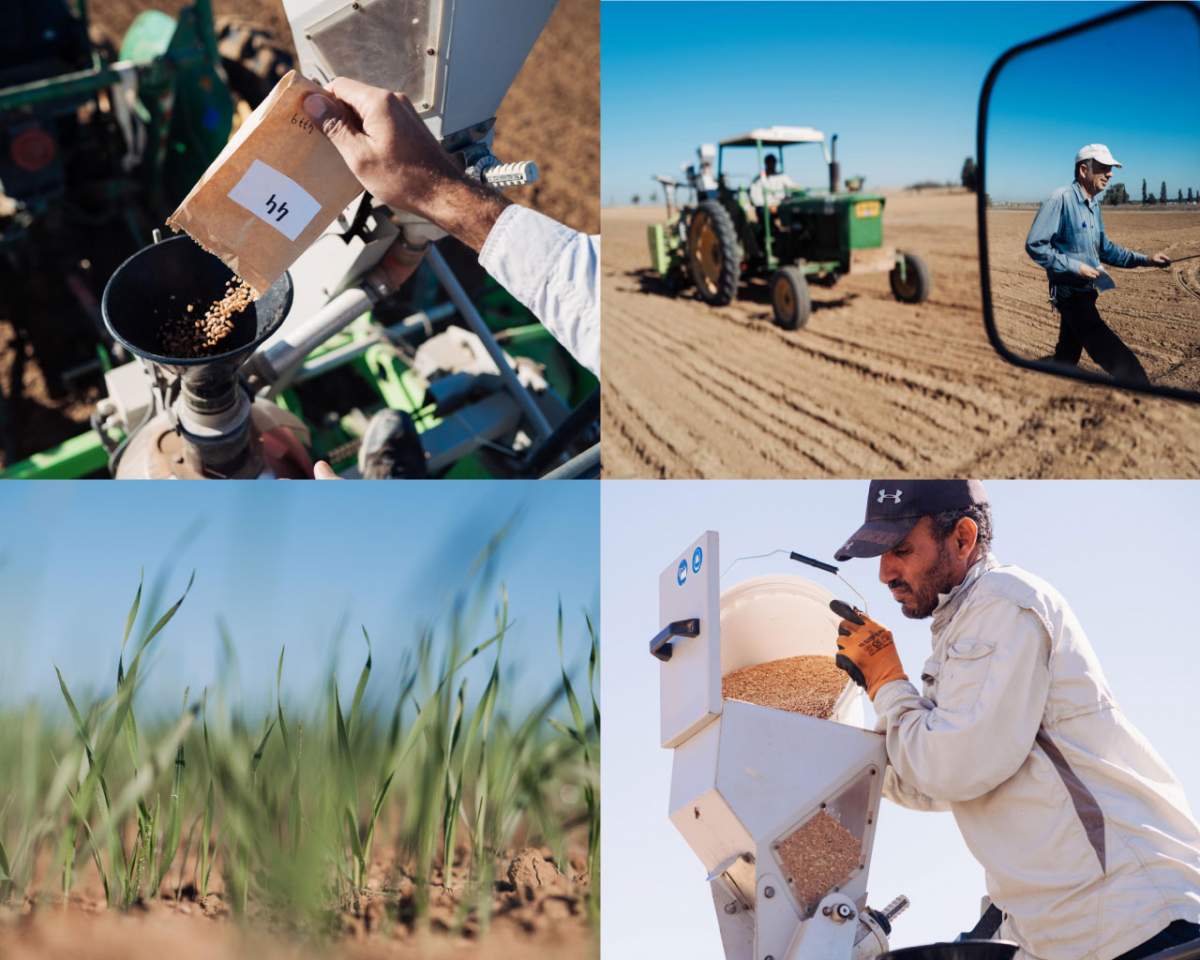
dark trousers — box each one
[1053,290,1150,385]
[1112,919,1200,960]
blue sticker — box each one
[692,546,703,574]
[677,559,688,586]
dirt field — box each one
[602,191,1200,478]
[1,0,597,467]
[987,208,1200,391]
[3,838,594,960]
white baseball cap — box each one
[1075,143,1122,168]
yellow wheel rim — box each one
[774,276,795,319]
[690,214,723,296]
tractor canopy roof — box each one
[719,126,825,147]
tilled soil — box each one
[1,847,594,960]
[986,207,1200,392]
[602,192,1200,478]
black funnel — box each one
[882,943,1019,960]
[102,235,293,394]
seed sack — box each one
[776,810,861,913]
[721,655,848,718]
[167,70,363,296]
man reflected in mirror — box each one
[1025,144,1170,385]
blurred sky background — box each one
[0,481,598,716]
[601,480,1200,955]
[602,2,1200,204]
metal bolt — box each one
[351,2,360,8]
[724,902,738,915]
[420,101,430,110]
[426,47,436,55]
[822,905,833,917]
[836,903,855,922]
[765,956,775,960]
[764,886,775,899]
[693,807,700,819]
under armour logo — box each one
[265,193,289,223]
[877,488,903,504]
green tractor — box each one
[648,127,931,330]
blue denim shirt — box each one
[1024,181,1150,299]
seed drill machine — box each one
[648,129,931,330]
[0,0,597,478]
[649,531,1023,960]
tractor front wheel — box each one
[889,252,931,304]
[771,266,812,330]
[686,201,740,306]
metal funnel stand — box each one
[103,235,295,477]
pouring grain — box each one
[159,278,257,358]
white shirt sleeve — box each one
[872,596,1051,803]
[477,204,600,378]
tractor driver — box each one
[1025,144,1170,385]
[299,78,599,480]
[748,154,797,215]
[831,479,1200,960]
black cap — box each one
[835,480,988,561]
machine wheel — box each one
[686,201,741,306]
[770,266,812,330]
[890,251,931,304]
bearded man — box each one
[831,480,1200,960]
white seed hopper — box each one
[653,530,907,960]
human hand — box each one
[313,460,341,480]
[302,78,508,251]
[830,600,908,700]
[1150,253,1171,269]
[1077,263,1101,280]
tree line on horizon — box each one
[958,158,1197,206]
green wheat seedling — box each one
[0,568,599,941]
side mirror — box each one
[977,1,1200,403]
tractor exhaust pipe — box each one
[829,133,840,193]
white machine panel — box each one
[716,702,885,853]
[659,530,721,748]
[283,0,558,139]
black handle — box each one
[650,618,701,662]
[789,551,840,574]
[830,598,865,625]
[831,600,868,689]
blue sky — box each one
[602,2,1200,205]
[988,3,1200,201]
[601,480,1200,955]
[0,482,599,716]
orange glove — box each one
[830,600,908,700]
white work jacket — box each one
[478,204,600,377]
[874,554,1200,960]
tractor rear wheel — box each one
[686,201,740,306]
[889,251,931,304]
[771,266,812,330]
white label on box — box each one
[227,159,321,242]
